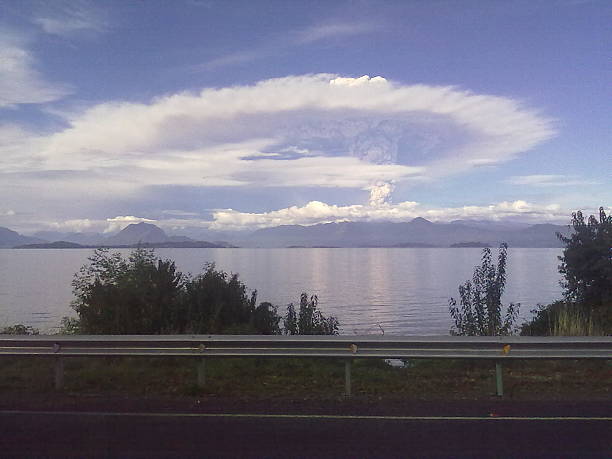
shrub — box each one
[177,264,280,334]
[252,302,282,335]
[449,243,519,336]
[522,206,611,335]
[71,249,287,335]
[556,207,611,329]
[72,248,184,334]
[284,293,339,335]
[520,301,564,336]
[0,324,39,335]
[57,316,81,335]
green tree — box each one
[556,207,612,326]
[72,248,184,334]
[284,293,339,335]
[71,250,283,335]
[177,263,280,334]
[449,243,519,336]
[71,249,339,335]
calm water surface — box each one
[0,248,563,335]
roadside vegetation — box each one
[449,243,519,336]
[520,207,611,336]
[68,247,338,336]
[0,355,609,401]
[0,324,39,335]
[448,206,610,336]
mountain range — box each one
[3,223,232,249]
[1,219,571,249]
[0,227,46,248]
[241,218,570,248]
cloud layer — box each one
[1,74,557,231]
[40,198,582,234]
[2,74,554,183]
[209,199,569,231]
[506,174,600,187]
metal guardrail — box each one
[1,335,610,396]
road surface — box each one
[1,401,610,458]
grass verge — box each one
[0,357,610,401]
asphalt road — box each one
[1,409,611,458]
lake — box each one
[0,248,563,335]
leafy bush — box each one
[520,301,564,336]
[521,206,611,335]
[449,243,519,336]
[57,316,81,335]
[556,206,611,329]
[0,324,39,335]
[72,248,184,334]
[71,249,336,335]
[176,263,280,334]
[252,302,282,335]
[284,293,339,335]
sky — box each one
[0,0,610,235]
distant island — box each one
[16,241,84,249]
[391,242,438,248]
[287,245,340,248]
[450,242,492,248]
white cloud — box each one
[0,35,70,107]
[506,174,600,187]
[202,21,377,70]
[1,74,556,229]
[49,218,96,232]
[32,0,108,37]
[3,74,553,183]
[1,209,16,217]
[202,50,264,70]
[295,22,376,44]
[161,210,201,217]
[330,75,388,87]
[23,200,601,235]
[209,199,570,230]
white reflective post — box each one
[495,362,503,397]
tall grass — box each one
[552,305,602,336]
[521,301,606,336]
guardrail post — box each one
[197,358,206,388]
[495,361,503,397]
[344,360,352,397]
[54,357,64,390]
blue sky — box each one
[0,0,609,234]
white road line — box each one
[0,410,610,421]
